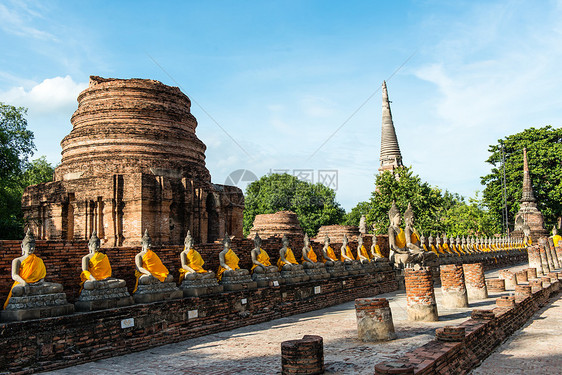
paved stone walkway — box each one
[471,294,562,374]
[43,265,532,375]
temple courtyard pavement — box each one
[42,264,561,374]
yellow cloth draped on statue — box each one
[410,230,420,244]
[133,250,169,293]
[322,246,338,263]
[552,235,561,247]
[80,252,112,291]
[443,243,451,254]
[216,249,240,281]
[178,248,208,283]
[3,254,46,309]
[251,248,272,272]
[360,245,370,259]
[373,244,383,257]
[395,228,406,248]
[431,245,440,256]
[342,246,355,261]
[302,246,318,263]
[277,248,298,270]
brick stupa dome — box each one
[54,76,210,182]
[249,211,304,240]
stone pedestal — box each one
[498,269,516,290]
[547,238,560,269]
[302,263,330,281]
[540,276,552,288]
[1,283,74,322]
[359,260,376,274]
[355,298,395,342]
[281,335,324,375]
[435,326,465,342]
[515,285,532,299]
[529,279,543,293]
[133,277,183,304]
[462,263,488,300]
[538,244,551,275]
[324,261,348,278]
[180,276,224,297]
[496,296,516,309]
[527,246,542,275]
[280,267,310,284]
[220,272,258,291]
[555,245,562,265]
[75,279,133,312]
[343,260,364,275]
[251,269,284,288]
[486,278,505,293]
[440,264,468,308]
[404,267,438,322]
[526,267,537,280]
[515,270,528,284]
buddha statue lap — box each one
[277,235,310,284]
[1,229,74,322]
[300,233,330,280]
[179,231,223,297]
[320,235,348,277]
[133,230,182,303]
[250,233,283,287]
[340,234,364,275]
[217,233,257,291]
[75,231,133,311]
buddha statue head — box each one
[21,228,36,255]
[282,234,290,248]
[404,202,414,227]
[435,235,441,247]
[342,234,348,247]
[303,233,310,248]
[141,229,152,251]
[456,236,460,246]
[324,235,330,246]
[88,230,101,253]
[420,233,426,246]
[461,236,466,246]
[428,234,434,246]
[253,232,262,249]
[222,232,231,249]
[372,235,377,246]
[552,225,557,236]
[357,233,363,248]
[388,201,401,227]
[359,215,367,234]
[184,230,194,250]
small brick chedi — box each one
[22,76,244,246]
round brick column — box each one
[435,326,465,342]
[440,264,468,308]
[405,267,438,321]
[515,285,532,299]
[486,278,505,292]
[555,245,562,265]
[538,244,551,275]
[525,267,537,280]
[496,296,516,308]
[354,298,396,342]
[498,269,516,290]
[375,362,415,375]
[540,276,552,288]
[515,270,528,284]
[281,335,324,375]
[527,246,542,275]
[462,263,488,300]
[547,238,560,269]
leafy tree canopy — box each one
[346,167,499,237]
[481,126,562,232]
[243,173,345,237]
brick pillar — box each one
[555,245,562,265]
[525,267,537,280]
[538,243,552,274]
[540,276,552,288]
[462,263,488,300]
[404,267,438,321]
[547,238,560,269]
[498,269,516,290]
[439,264,468,308]
[496,296,516,308]
[515,270,528,284]
[529,279,542,293]
[435,326,465,342]
[486,278,505,292]
[355,298,396,342]
[281,335,324,375]
[375,362,415,375]
[527,246,542,275]
[515,285,532,299]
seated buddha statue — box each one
[217,233,256,290]
[2,229,73,321]
[356,234,371,263]
[250,233,282,287]
[277,235,308,283]
[178,231,222,296]
[523,225,532,247]
[388,201,412,268]
[301,233,329,280]
[551,226,561,247]
[76,231,132,311]
[403,203,436,265]
[321,235,339,266]
[370,234,384,260]
[340,234,355,263]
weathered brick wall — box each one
[0,271,398,373]
[375,278,560,375]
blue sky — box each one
[1,0,562,210]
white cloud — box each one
[0,1,55,41]
[0,75,87,114]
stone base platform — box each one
[280,268,310,284]
[344,261,364,276]
[251,272,284,288]
[325,262,349,278]
[220,274,258,291]
[75,280,133,312]
[180,277,224,297]
[133,281,182,304]
[2,283,74,322]
[303,265,330,281]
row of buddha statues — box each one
[387,202,527,268]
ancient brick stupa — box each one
[379,81,403,173]
[511,147,547,241]
[314,225,360,243]
[248,211,304,240]
[23,76,244,246]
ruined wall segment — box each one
[22,76,244,246]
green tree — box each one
[441,193,500,236]
[0,104,34,179]
[481,126,562,232]
[243,173,345,237]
